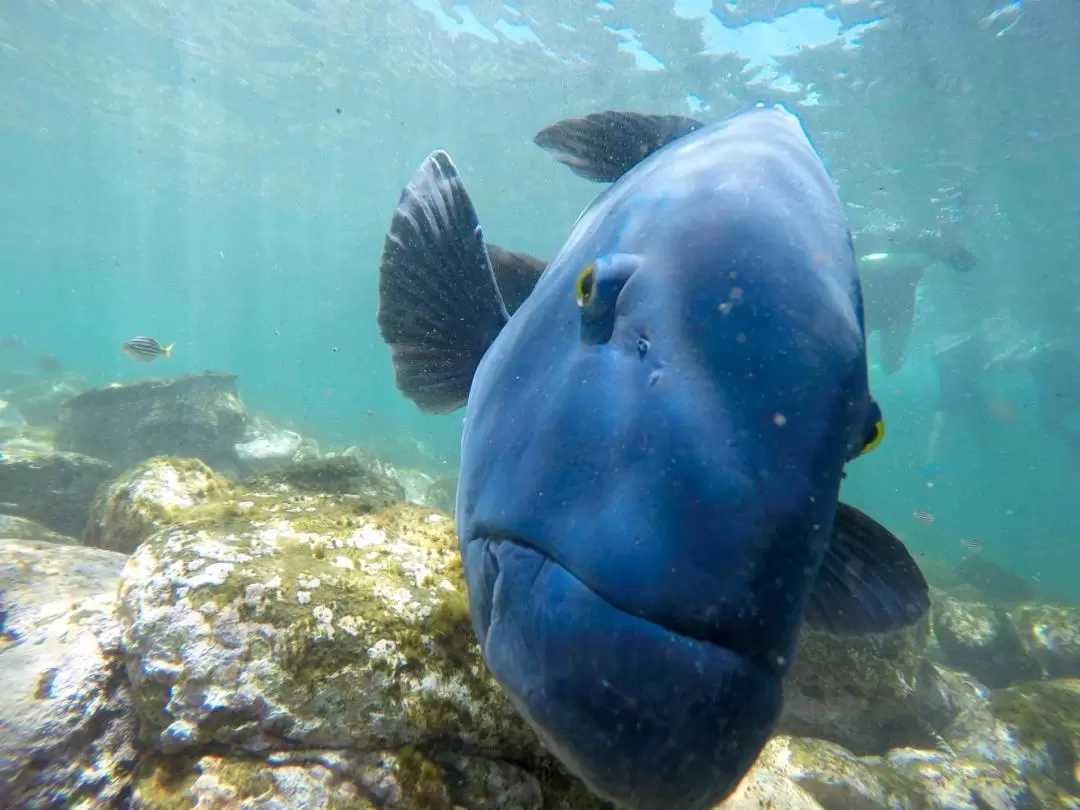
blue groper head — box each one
[376,105,929,810]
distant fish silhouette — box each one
[913,509,936,524]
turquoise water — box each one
[3,2,1078,600]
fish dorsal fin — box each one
[803,502,930,635]
[377,151,509,414]
[534,111,705,183]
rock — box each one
[426,475,458,516]
[110,457,612,809]
[117,497,537,759]
[947,679,1080,794]
[779,617,930,753]
[0,423,57,455]
[55,372,247,474]
[0,538,138,809]
[235,414,320,475]
[0,397,26,429]
[751,734,1077,810]
[396,468,436,506]
[931,598,1042,688]
[2,374,88,426]
[251,446,406,507]
[0,514,81,545]
[85,457,230,554]
[911,661,990,733]
[0,446,114,537]
[1012,604,1080,679]
[131,749,553,810]
[396,469,456,515]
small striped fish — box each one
[912,509,935,524]
[122,336,174,363]
[960,537,984,555]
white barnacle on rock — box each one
[347,525,387,550]
[337,615,362,637]
[426,513,443,524]
[398,559,432,588]
[296,575,321,591]
[296,591,312,605]
[332,556,354,570]
[189,536,253,566]
[185,561,235,592]
[436,579,457,593]
[370,583,417,618]
[312,605,334,625]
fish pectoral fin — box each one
[533,111,705,183]
[486,243,547,316]
[803,502,930,635]
[376,150,510,414]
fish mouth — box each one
[472,532,751,657]
[461,532,782,810]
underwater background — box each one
[2,2,1080,808]
[4,0,1076,598]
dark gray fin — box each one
[377,150,509,414]
[803,502,930,635]
[533,111,705,183]
[486,244,547,315]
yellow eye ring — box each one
[575,264,596,307]
[861,418,885,456]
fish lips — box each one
[461,535,781,810]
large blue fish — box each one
[376,104,928,810]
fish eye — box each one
[575,264,596,307]
[860,418,886,456]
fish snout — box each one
[462,536,782,810]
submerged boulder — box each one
[234,413,320,475]
[0,538,138,809]
[0,514,81,545]
[947,678,1080,794]
[55,372,247,475]
[932,597,1080,687]
[2,373,88,426]
[85,457,229,554]
[779,618,931,753]
[0,446,114,537]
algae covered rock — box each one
[931,597,1042,688]
[947,679,1080,793]
[1012,603,1080,679]
[55,371,247,474]
[0,513,81,545]
[0,538,138,809]
[752,734,1077,810]
[130,748,554,810]
[117,493,537,762]
[0,446,114,537]
[85,457,229,554]
[779,617,930,753]
[253,445,406,507]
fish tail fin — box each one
[803,502,930,635]
[377,150,509,414]
[163,343,174,359]
[533,111,705,183]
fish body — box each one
[376,104,927,810]
[122,336,174,362]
